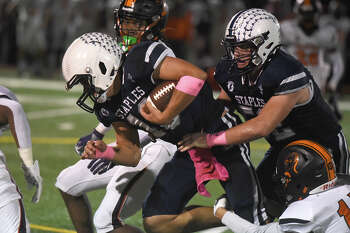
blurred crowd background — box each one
[1,0,350,86]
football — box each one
[147,80,176,112]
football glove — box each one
[75,129,104,156]
[21,160,43,203]
[88,158,116,175]
[213,194,231,216]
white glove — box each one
[214,194,230,216]
[21,160,43,203]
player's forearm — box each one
[0,99,34,166]
[226,117,267,144]
[162,75,206,123]
[0,99,32,149]
[221,211,282,233]
[162,89,196,123]
[208,118,265,147]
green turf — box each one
[1,78,349,233]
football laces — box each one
[153,83,175,100]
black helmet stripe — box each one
[227,10,245,38]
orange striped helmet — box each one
[114,0,168,50]
[294,0,323,35]
[276,139,336,204]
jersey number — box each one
[337,192,350,229]
[296,47,319,67]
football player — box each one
[214,140,350,233]
[56,124,176,233]
[0,85,43,233]
[60,31,230,233]
[177,8,349,218]
[57,32,177,233]
[280,0,344,120]
[64,1,268,233]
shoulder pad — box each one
[279,200,313,224]
[263,50,309,91]
[128,41,175,68]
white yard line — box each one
[339,102,350,111]
[26,108,84,120]
[0,76,82,92]
[16,94,77,106]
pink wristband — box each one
[95,146,115,160]
[175,76,205,96]
[206,131,227,148]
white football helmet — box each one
[62,32,123,112]
[222,8,281,74]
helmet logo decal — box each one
[284,152,300,174]
[124,0,136,8]
[227,81,235,92]
[288,140,336,180]
[101,108,110,117]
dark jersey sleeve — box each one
[263,50,311,96]
[125,41,175,85]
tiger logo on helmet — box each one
[276,140,337,205]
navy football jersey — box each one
[98,40,241,144]
[214,49,341,146]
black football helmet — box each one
[295,0,323,35]
[114,0,168,51]
[276,140,337,205]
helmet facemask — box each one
[66,72,111,113]
[222,33,267,75]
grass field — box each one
[0,75,349,233]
